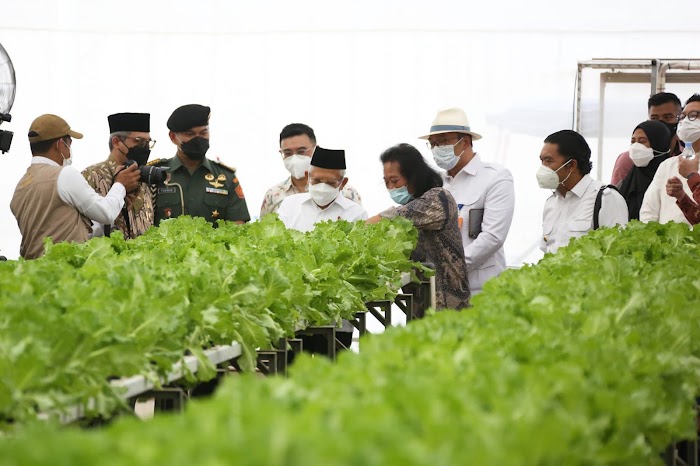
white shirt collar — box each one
[31,156,60,167]
[446,153,482,180]
[555,174,593,199]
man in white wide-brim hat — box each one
[420,107,515,294]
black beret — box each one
[634,120,672,154]
[167,104,211,132]
[108,113,150,133]
[311,147,346,170]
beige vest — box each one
[10,164,91,259]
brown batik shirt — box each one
[380,187,471,310]
[82,154,154,239]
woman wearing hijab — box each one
[618,120,672,220]
[367,143,470,312]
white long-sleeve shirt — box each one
[277,192,368,233]
[639,156,693,225]
[442,154,515,294]
[540,175,629,254]
[32,157,126,225]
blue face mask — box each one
[389,186,413,205]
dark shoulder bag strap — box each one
[593,184,620,230]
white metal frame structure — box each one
[574,58,700,180]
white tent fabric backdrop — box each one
[1,0,698,263]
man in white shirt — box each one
[278,147,367,354]
[260,123,362,217]
[538,130,628,254]
[277,147,368,231]
[641,93,700,225]
[420,107,514,294]
[10,114,140,259]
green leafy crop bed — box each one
[0,215,418,428]
[2,221,699,465]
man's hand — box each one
[666,176,686,201]
[114,164,141,194]
[678,155,699,179]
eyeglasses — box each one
[678,111,700,122]
[123,136,157,149]
[426,136,464,149]
[309,177,343,188]
[280,147,314,158]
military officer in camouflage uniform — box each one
[83,112,156,239]
[149,104,250,226]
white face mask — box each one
[308,182,340,207]
[283,154,311,179]
[629,142,667,167]
[677,118,700,144]
[431,137,464,170]
[629,142,654,167]
[59,139,72,166]
[536,159,572,189]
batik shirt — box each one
[380,187,470,310]
[82,154,154,239]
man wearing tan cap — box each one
[10,114,140,259]
[420,108,515,294]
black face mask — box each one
[126,145,151,167]
[661,121,678,135]
[180,137,209,161]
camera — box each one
[0,113,13,154]
[124,159,169,185]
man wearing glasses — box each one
[420,107,514,294]
[277,147,367,231]
[260,123,362,217]
[83,112,156,239]
[643,93,700,224]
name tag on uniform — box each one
[206,187,229,195]
[158,187,177,194]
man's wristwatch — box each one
[685,172,698,180]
